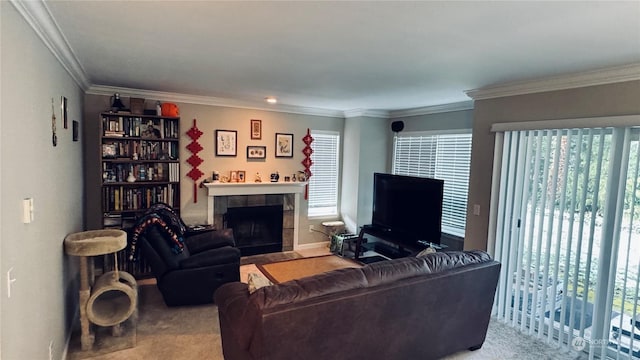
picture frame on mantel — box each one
[275,133,293,158]
[250,119,262,140]
[216,130,237,156]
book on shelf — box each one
[104,131,125,137]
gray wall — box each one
[84,95,345,245]
[340,116,389,232]
[466,80,640,251]
[1,3,83,359]
[391,109,473,132]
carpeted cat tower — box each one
[65,229,138,358]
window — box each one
[490,125,640,359]
[392,132,472,237]
[308,131,340,217]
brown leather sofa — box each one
[214,250,500,360]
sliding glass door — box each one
[490,122,639,359]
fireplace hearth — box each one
[225,205,284,256]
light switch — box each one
[7,267,16,298]
[23,198,34,223]
[473,204,481,216]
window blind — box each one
[490,126,640,359]
[392,133,472,237]
[308,132,340,217]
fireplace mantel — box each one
[204,182,307,250]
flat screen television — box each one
[371,173,444,246]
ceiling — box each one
[22,1,640,114]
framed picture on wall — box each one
[72,120,79,141]
[250,119,262,140]
[61,96,68,129]
[275,133,293,158]
[216,130,237,156]
[247,146,266,159]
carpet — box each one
[68,285,585,360]
[257,255,361,283]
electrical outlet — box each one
[308,225,314,233]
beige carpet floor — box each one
[69,284,584,360]
[67,251,586,360]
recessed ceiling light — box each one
[265,96,278,104]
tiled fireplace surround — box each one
[204,182,307,252]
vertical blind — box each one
[308,131,340,217]
[490,126,640,359]
[392,133,472,237]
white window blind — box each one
[308,131,340,217]
[490,126,640,359]
[392,132,472,237]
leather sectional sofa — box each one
[214,250,500,360]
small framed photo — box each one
[275,133,294,158]
[250,119,262,140]
[72,120,79,141]
[237,171,246,183]
[102,143,117,158]
[230,170,238,182]
[61,96,68,129]
[247,145,266,159]
[216,130,237,156]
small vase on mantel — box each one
[127,172,136,183]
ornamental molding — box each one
[11,0,91,90]
[465,63,640,100]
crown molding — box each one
[11,0,91,90]
[389,100,474,118]
[466,63,640,100]
[87,85,345,118]
[343,109,390,119]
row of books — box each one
[103,162,179,183]
[102,116,179,139]
[103,184,177,212]
[104,247,152,279]
[102,140,179,160]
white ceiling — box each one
[25,1,640,113]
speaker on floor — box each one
[391,121,404,133]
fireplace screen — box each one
[224,205,284,256]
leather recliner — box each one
[137,220,241,306]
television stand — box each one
[354,225,445,261]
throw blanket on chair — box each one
[129,203,186,261]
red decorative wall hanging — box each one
[186,119,204,203]
[301,128,314,200]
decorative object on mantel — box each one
[51,98,57,147]
[301,128,314,199]
[270,172,280,182]
[255,173,262,182]
[186,119,204,203]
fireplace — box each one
[225,205,284,256]
[204,182,307,251]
